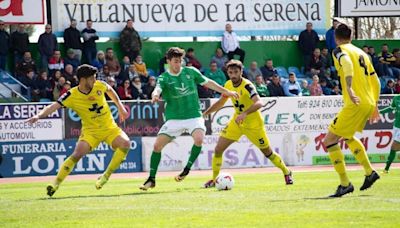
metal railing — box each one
[0,70,31,102]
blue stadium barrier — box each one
[288,66,306,78]
[276,66,289,78]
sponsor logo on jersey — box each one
[97,90,102,96]
[88,96,96,101]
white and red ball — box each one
[215,173,234,190]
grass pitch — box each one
[1,169,400,227]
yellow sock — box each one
[268,152,290,175]
[346,137,373,176]
[104,148,129,179]
[212,153,223,181]
[327,144,350,186]
[55,156,78,185]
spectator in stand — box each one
[105,48,121,77]
[321,47,333,68]
[362,45,372,62]
[131,76,147,99]
[117,79,133,100]
[53,76,65,100]
[368,46,379,69]
[48,50,64,76]
[254,75,269,97]
[0,20,10,71]
[50,70,62,88]
[60,80,71,96]
[36,70,53,100]
[197,84,214,98]
[120,19,142,61]
[81,19,99,63]
[247,61,262,82]
[283,72,302,96]
[204,61,226,87]
[98,65,112,82]
[298,22,319,68]
[325,19,339,53]
[185,48,202,70]
[301,80,311,96]
[38,24,58,70]
[260,59,277,83]
[382,79,396,94]
[210,47,228,71]
[306,48,325,78]
[106,76,118,91]
[222,23,245,62]
[309,75,323,96]
[268,74,285,97]
[91,50,105,71]
[119,63,139,84]
[395,79,400,94]
[11,24,30,66]
[21,69,40,101]
[121,56,131,71]
[63,64,78,87]
[320,79,331,95]
[134,55,149,83]
[63,19,82,61]
[158,54,168,75]
[331,84,342,95]
[15,51,36,78]
[390,48,400,79]
[377,44,396,77]
[145,76,156,99]
[64,49,80,70]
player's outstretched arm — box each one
[204,80,239,99]
[26,102,62,124]
[235,95,263,124]
[106,84,129,123]
[203,95,228,117]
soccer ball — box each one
[215,173,234,190]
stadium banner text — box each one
[0,0,45,24]
[338,0,400,17]
[0,103,63,142]
[0,138,142,177]
[51,0,330,37]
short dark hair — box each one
[335,23,352,40]
[393,48,400,53]
[106,47,113,52]
[187,48,194,53]
[76,64,97,80]
[166,47,185,60]
[86,19,92,23]
[362,45,369,48]
[226,59,243,70]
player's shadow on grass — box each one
[304,194,373,200]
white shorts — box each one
[393,126,400,143]
[158,117,206,138]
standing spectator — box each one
[36,71,53,100]
[362,45,372,62]
[64,49,80,71]
[204,61,226,87]
[391,48,400,79]
[268,74,285,96]
[301,80,311,96]
[0,20,10,70]
[260,59,277,83]
[104,48,121,77]
[283,72,302,96]
[120,19,142,61]
[145,76,156,99]
[15,51,36,78]
[134,55,149,82]
[368,46,379,68]
[117,79,133,100]
[48,50,64,76]
[131,76,147,99]
[222,23,245,63]
[298,22,319,68]
[53,76,66,100]
[11,24,30,67]
[63,19,82,60]
[382,79,396,94]
[185,48,202,70]
[81,19,99,63]
[306,48,325,78]
[91,50,105,71]
[247,61,262,82]
[254,75,269,97]
[325,19,339,53]
[210,48,228,71]
[309,75,323,96]
[38,24,58,70]
[121,56,131,71]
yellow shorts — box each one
[79,126,125,150]
[220,119,270,149]
[328,104,374,139]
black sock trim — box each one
[326,143,338,149]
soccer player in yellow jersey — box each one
[26,64,130,197]
[203,60,293,188]
[324,23,381,197]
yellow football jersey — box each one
[58,80,117,130]
[332,43,378,106]
[224,78,263,129]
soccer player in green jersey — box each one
[140,47,238,190]
[380,95,400,173]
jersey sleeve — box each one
[245,83,258,98]
[156,75,166,91]
[339,54,353,77]
[57,90,72,108]
[189,67,209,85]
[98,80,108,93]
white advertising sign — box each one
[0,0,45,24]
[338,0,400,17]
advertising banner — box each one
[51,0,330,37]
[0,138,142,177]
[0,0,45,24]
[338,0,400,17]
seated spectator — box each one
[104,48,121,76]
[98,65,111,82]
[63,64,78,86]
[48,50,64,76]
[145,76,156,99]
[64,48,80,70]
[377,44,396,77]
[320,79,331,95]
[91,50,105,71]
[210,47,228,71]
[321,47,332,68]
[331,84,342,95]
[117,79,133,100]
[134,55,149,83]
[197,85,214,98]
[254,75,269,97]
[260,59,277,82]
[204,61,226,87]
[301,80,311,96]
[131,76,147,99]
[362,45,372,62]
[306,48,325,78]
[49,70,62,89]
[390,48,400,79]
[15,51,36,79]
[106,76,117,91]
[121,56,131,71]
[158,54,168,75]
[119,64,139,84]
[36,70,53,100]
[267,74,285,96]
[283,72,302,96]
[368,46,379,69]
[60,80,71,96]
[247,61,262,82]
[309,75,323,96]
[20,69,40,101]
[395,78,400,93]
[382,79,396,94]
[53,76,66,100]
[185,48,202,70]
